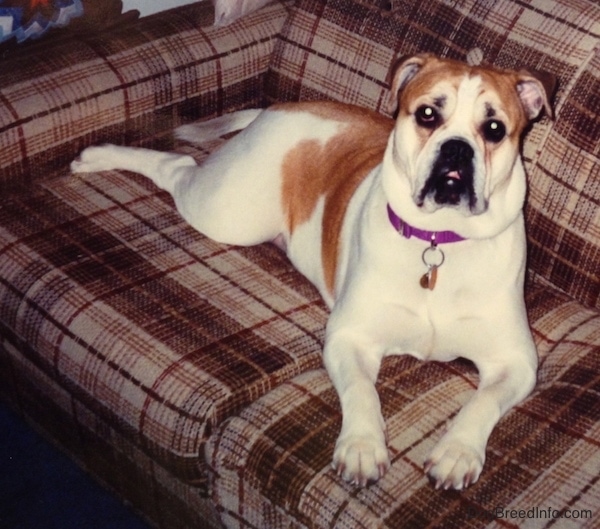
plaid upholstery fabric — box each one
[266,0,600,310]
[1,0,298,510]
[0,150,324,486]
[207,286,600,529]
[0,0,598,528]
[526,48,600,310]
[0,0,290,193]
[3,346,224,529]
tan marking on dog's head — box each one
[280,101,393,297]
[386,54,554,220]
[389,54,553,126]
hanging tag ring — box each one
[422,243,445,269]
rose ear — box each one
[387,54,433,114]
[516,69,557,120]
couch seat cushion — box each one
[207,283,600,528]
[0,144,327,485]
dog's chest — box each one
[333,215,525,361]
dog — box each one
[71,54,553,490]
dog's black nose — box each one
[440,139,474,163]
[419,138,476,208]
[436,140,474,202]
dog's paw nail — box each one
[464,470,478,489]
[333,462,345,478]
[423,460,433,473]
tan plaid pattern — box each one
[207,288,600,529]
[0,160,325,486]
[0,0,598,528]
[0,0,303,521]
[526,48,600,310]
[5,346,224,529]
[0,1,291,192]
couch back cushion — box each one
[266,0,600,310]
[0,1,289,193]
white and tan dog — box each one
[72,54,553,490]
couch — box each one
[1,0,598,527]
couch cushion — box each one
[525,49,600,310]
[0,137,327,486]
[266,0,600,310]
[207,283,600,528]
[0,0,290,193]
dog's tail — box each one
[175,109,262,145]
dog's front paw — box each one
[332,433,389,487]
[71,145,118,174]
[424,436,484,490]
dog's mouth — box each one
[417,139,478,211]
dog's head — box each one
[384,54,554,238]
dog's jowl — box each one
[72,54,553,490]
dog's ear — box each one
[387,54,433,114]
[516,69,557,120]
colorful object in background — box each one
[0,0,83,43]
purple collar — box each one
[387,204,466,244]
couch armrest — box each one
[0,1,290,193]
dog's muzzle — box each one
[418,139,477,211]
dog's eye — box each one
[415,106,440,129]
[482,120,506,143]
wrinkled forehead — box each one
[399,64,526,126]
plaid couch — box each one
[1,0,598,527]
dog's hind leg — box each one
[72,108,299,247]
[71,141,285,247]
[71,144,196,195]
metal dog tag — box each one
[420,265,438,290]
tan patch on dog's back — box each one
[280,102,393,297]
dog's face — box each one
[385,54,553,234]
